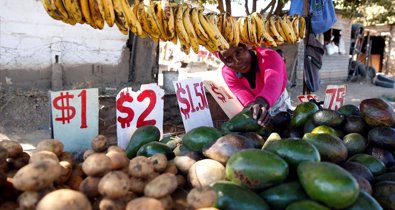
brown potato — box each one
[83,149,95,160]
[91,135,108,152]
[29,150,59,163]
[99,198,127,210]
[149,153,168,172]
[144,173,178,198]
[106,151,129,170]
[128,156,154,178]
[107,145,125,153]
[17,190,45,209]
[36,189,91,210]
[55,161,73,185]
[176,174,186,188]
[0,140,23,158]
[129,176,148,194]
[98,171,130,199]
[188,159,225,188]
[13,159,61,191]
[82,153,112,177]
[126,197,165,210]
[164,162,178,175]
[66,174,83,191]
[36,139,64,157]
[187,187,217,209]
[59,152,75,166]
[158,195,173,210]
[10,151,30,169]
[79,176,101,198]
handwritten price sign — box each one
[203,80,243,118]
[323,85,347,110]
[297,94,319,103]
[173,78,213,132]
[116,84,164,149]
[50,88,99,152]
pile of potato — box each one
[0,136,220,210]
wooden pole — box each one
[302,0,310,95]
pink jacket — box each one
[222,47,287,108]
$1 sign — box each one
[52,90,87,128]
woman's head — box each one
[218,44,252,73]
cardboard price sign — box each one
[297,94,319,103]
[203,80,243,118]
[116,84,164,149]
[173,78,213,132]
[50,88,99,152]
[323,84,347,110]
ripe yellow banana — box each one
[41,0,63,20]
[183,6,199,54]
[229,16,239,47]
[217,13,224,35]
[112,0,127,29]
[247,15,258,46]
[223,13,234,45]
[190,7,210,43]
[238,17,249,45]
[268,16,284,43]
[52,0,69,20]
[291,15,300,40]
[89,0,105,29]
[262,18,277,47]
[161,0,175,40]
[285,15,297,43]
[197,8,222,49]
[275,16,289,42]
[137,1,161,41]
[79,0,96,28]
[114,15,129,35]
[62,0,83,23]
[175,4,190,54]
[102,0,115,27]
[121,0,143,37]
[131,2,146,38]
[206,13,229,50]
[299,16,306,39]
[280,15,296,43]
[250,12,263,43]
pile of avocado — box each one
[126,97,395,210]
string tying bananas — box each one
[40,0,306,53]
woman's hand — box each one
[250,97,271,127]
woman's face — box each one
[219,45,252,73]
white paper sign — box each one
[203,80,243,118]
[50,88,99,152]
[323,84,347,110]
[297,94,319,103]
[116,84,164,149]
[173,78,213,132]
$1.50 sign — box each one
[173,78,213,132]
[323,84,347,111]
[203,80,243,118]
[50,88,99,152]
[116,84,164,149]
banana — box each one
[137,0,161,41]
[121,0,144,37]
[280,15,296,43]
[217,13,224,36]
[298,16,306,39]
[284,15,297,43]
[112,0,127,29]
[197,8,222,49]
[131,2,146,38]
[190,7,210,43]
[102,0,115,27]
[291,15,300,40]
[171,33,178,45]
[250,12,263,43]
[206,13,229,50]
[238,17,249,45]
[79,0,96,28]
[274,16,288,42]
[161,0,175,40]
[261,18,277,47]
[268,15,284,43]
[223,13,234,44]
[53,0,69,20]
[89,0,105,29]
[229,16,239,47]
[114,14,129,35]
[62,0,83,23]
[175,5,190,54]
[183,6,199,54]
[247,15,258,46]
[41,0,63,20]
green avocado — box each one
[291,102,319,128]
[303,133,348,163]
[136,141,175,160]
[259,181,308,210]
[182,126,223,152]
[313,109,345,127]
[125,125,161,159]
[286,200,331,210]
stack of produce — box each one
[40,0,305,53]
[1,97,394,209]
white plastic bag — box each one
[326,42,338,55]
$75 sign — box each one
[116,84,164,149]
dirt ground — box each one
[1,76,394,151]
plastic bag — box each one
[339,38,346,55]
[326,42,338,55]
